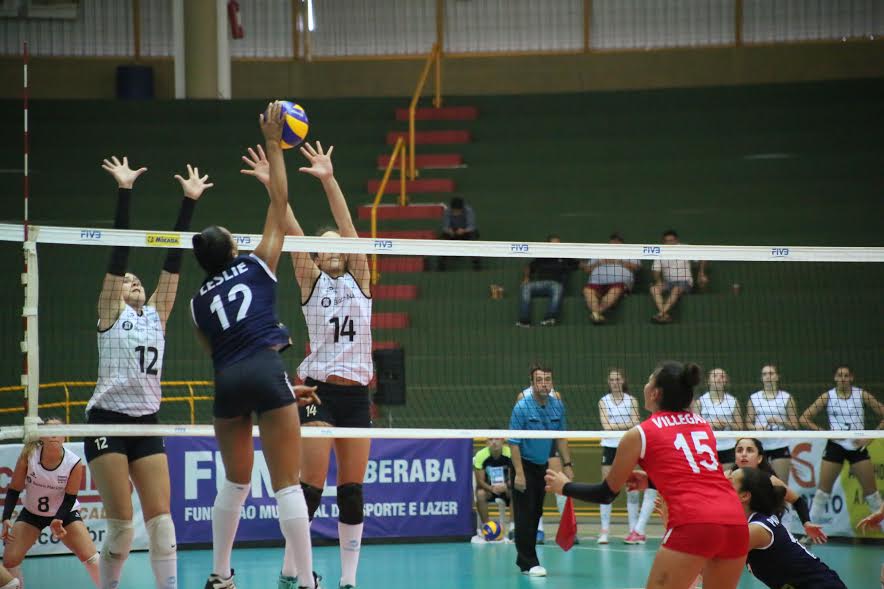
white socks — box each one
[626,490,640,531]
[599,503,612,531]
[635,489,658,535]
[339,522,363,587]
[810,489,831,522]
[276,485,314,589]
[212,480,251,579]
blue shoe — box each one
[536,530,545,544]
[278,574,298,589]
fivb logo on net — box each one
[79,229,102,241]
[510,243,529,254]
[771,247,790,258]
[374,239,393,249]
[642,245,662,256]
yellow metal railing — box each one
[369,136,408,285]
[408,43,442,180]
[0,380,213,425]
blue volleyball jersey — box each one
[190,254,291,371]
[746,512,846,589]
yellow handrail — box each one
[370,136,407,285]
[408,43,442,180]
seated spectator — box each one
[438,197,480,271]
[580,232,640,324]
[473,437,513,543]
[650,229,708,323]
[516,235,577,327]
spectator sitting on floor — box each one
[516,235,578,327]
[438,197,480,271]
[580,232,640,324]
[650,229,708,323]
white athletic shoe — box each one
[596,531,609,544]
[205,572,237,589]
[524,566,547,577]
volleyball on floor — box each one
[280,101,309,149]
[481,521,502,541]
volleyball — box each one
[279,101,309,149]
[481,521,502,541]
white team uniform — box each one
[600,393,636,449]
[749,390,792,451]
[88,304,164,416]
[826,387,865,451]
[697,392,739,451]
[23,446,82,518]
[298,272,373,386]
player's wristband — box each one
[792,496,811,524]
[2,488,20,522]
[562,462,573,468]
[563,480,619,505]
[53,493,77,522]
[162,198,196,274]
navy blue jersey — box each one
[191,254,291,371]
[747,512,846,589]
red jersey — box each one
[637,411,745,529]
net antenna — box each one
[21,40,41,443]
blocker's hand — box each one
[101,155,147,189]
[293,385,320,408]
[298,141,335,181]
[260,101,284,144]
[174,164,213,200]
[240,145,270,187]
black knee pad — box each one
[337,483,364,525]
[301,482,324,521]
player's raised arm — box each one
[98,156,147,330]
[148,164,211,329]
[300,141,370,290]
[251,101,289,274]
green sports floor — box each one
[18,537,881,588]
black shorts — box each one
[822,440,870,465]
[299,378,371,428]
[16,507,83,530]
[84,408,165,463]
[214,348,297,419]
[764,446,792,461]
[717,447,736,464]
[601,446,617,466]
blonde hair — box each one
[19,417,63,460]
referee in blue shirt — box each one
[508,364,572,577]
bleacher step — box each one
[367,178,455,195]
[377,153,463,169]
[387,130,471,145]
[357,203,444,221]
[395,106,478,121]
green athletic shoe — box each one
[278,574,298,589]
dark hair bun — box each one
[682,363,702,388]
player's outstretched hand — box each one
[101,155,147,189]
[544,469,570,495]
[240,145,270,187]
[293,385,320,408]
[1,519,13,541]
[174,164,213,201]
[803,522,828,544]
[49,518,67,539]
[298,141,335,181]
[260,101,284,144]
[626,470,649,491]
[856,508,884,533]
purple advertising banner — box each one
[167,437,474,544]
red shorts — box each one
[584,283,627,295]
[661,523,748,559]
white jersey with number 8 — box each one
[23,446,82,516]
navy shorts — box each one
[822,440,870,465]
[601,446,617,466]
[84,408,165,463]
[299,378,371,428]
[17,507,83,530]
[214,348,297,418]
[717,447,736,464]
[764,446,792,461]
